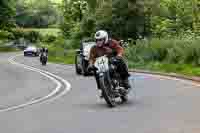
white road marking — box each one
[135,73,200,87]
[0,54,71,112]
[3,53,199,112]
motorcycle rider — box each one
[88,30,131,96]
[40,46,48,62]
[40,46,48,54]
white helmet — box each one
[94,30,109,44]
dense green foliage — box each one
[61,0,200,40]
[16,0,61,28]
[125,39,200,71]
[1,0,200,76]
[0,0,16,30]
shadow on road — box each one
[75,99,139,111]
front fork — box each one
[94,72,102,90]
[95,71,116,95]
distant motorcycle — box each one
[91,55,131,107]
[40,52,48,66]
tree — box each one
[85,0,97,11]
[61,0,89,37]
[0,0,16,30]
[95,0,146,40]
[192,0,200,34]
[61,0,200,40]
[16,0,60,27]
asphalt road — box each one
[1,52,200,133]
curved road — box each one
[1,52,200,133]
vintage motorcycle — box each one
[92,55,131,107]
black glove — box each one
[87,64,95,72]
[111,56,122,64]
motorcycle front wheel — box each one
[98,73,117,107]
[41,56,47,66]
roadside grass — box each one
[40,37,200,77]
[128,61,200,76]
[0,47,20,52]
[14,28,61,37]
[0,40,20,52]
[125,38,200,76]
[38,37,76,65]
[47,49,200,77]
[47,48,200,77]
[48,50,75,64]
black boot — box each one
[122,78,131,90]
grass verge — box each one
[42,37,200,77]
[47,49,200,77]
[130,62,200,76]
[0,47,19,52]
[0,41,20,52]
[48,50,75,64]
[20,28,61,37]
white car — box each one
[82,42,96,60]
[75,41,96,76]
[24,46,40,56]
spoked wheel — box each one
[99,73,117,107]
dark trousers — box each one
[113,57,129,80]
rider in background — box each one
[40,46,48,61]
[88,30,131,94]
[40,46,48,55]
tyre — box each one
[99,72,117,107]
[40,56,42,63]
[42,61,46,65]
[82,59,89,76]
[75,54,82,75]
[120,95,128,103]
[41,56,47,66]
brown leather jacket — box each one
[89,39,124,64]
